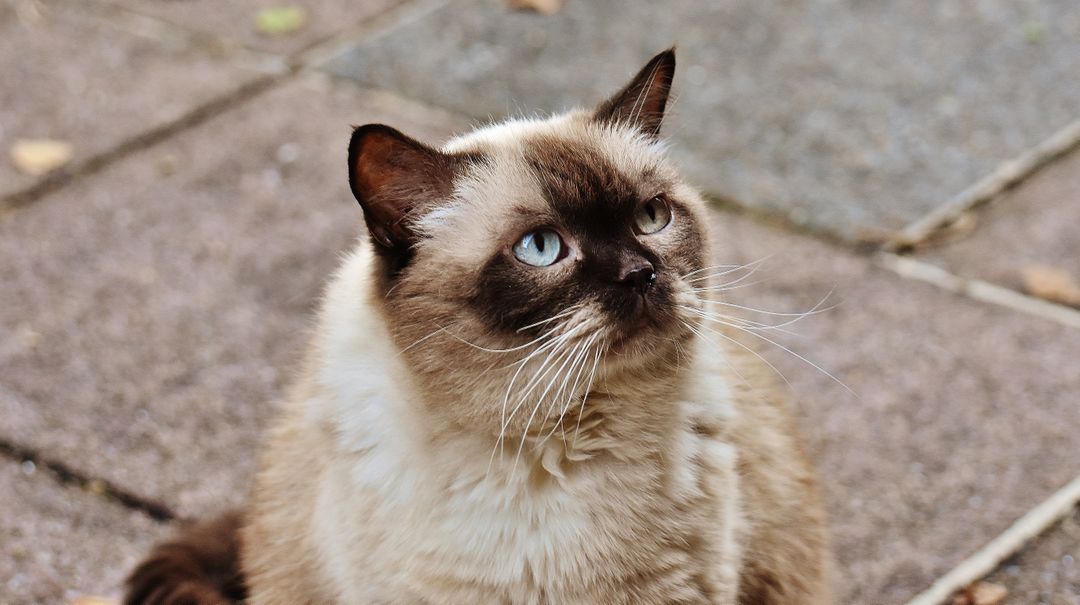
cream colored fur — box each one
[242,112,830,604]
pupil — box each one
[535,233,545,252]
[647,204,657,222]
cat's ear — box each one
[593,49,676,138]
[348,124,457,252]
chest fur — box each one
[311,424,741,604]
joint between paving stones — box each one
[1,74,282,215]
[704,193,873,254]
[293,0,453,71]
[1,0,447,216]
[888,119,1080,253]
[876,253,1080,330]
[0,438,178,523]
[904,474,1080,605]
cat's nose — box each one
[618,263,657,296]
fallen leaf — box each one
[1023,20,1047,44]
[71,597,118,605]
[85,479,107,496]
[254,6,307,36]
[10,138,73,176]
[953,581,1008,605]
[507,0,562,15]
[1021,265,1080,307]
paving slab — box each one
[0,459,166,604]
[321,0,1080,243]
[0,74,467,518]
[706,212,1080,603]
[0,2,267,199]
[106,0,403,56]
[920,147,1080,297]
[984,506,1080,604]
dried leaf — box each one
[1021,265,1080,307]
[507,0,562,15]
[1023,20,1047,44]
[10,138,73,176]
[254,6,307,36]
[953,581,1008,605]
[971,581,1008,605]
[70,597,118,605]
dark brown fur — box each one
[124,512,246,605]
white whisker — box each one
[571,346,603,447]
[689,310,853,395]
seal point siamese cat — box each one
[126,49,830,605]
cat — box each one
[125,49,830,604]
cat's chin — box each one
[605,313,686,358]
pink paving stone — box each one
[920,148,1080,298]
[0,74,467,518]
[0,2,265,199]
[0,460,166,605]
[983,505,1080,603]
[108,0,404,56]
[708,212,1080,603]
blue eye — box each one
[513,229,564,267]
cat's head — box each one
[347,50,712,440]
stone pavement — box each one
[2,1,1079,603]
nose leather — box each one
[618,263,657,296]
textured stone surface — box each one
[708,212,1080,603]
[108,0,402,56]
[0,74,466,518]
[322,0,1080,242]
[984,506,1080,604]
[0,460,165,605]
[0,2,262,198]
[921,148,1080,296]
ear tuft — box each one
[594,49,676,138]
[348,124,456,255]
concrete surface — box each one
[321,0,1080,243]
[711,213,1080,603]
[0,1,264,199]
[3,1,1080,603]
[0,74,466,519]
[983,506,1080,604]
[0,459,165,605]
[921,148,1080,297]
[104,0,403,56]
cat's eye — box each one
[634,195,672,234]
[512,229,565,267]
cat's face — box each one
[348,51,711,438]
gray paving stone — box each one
[0,74,467,518]
[106,0,403,56]
[708,213,1080,603]
[0,2,264,199]
[0,459,165,605]
[984,506,1080,604]
[321,0,1080,242]
[920,148,1080,297]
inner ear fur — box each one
[594,48,676,137]
[348,124,458,252]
